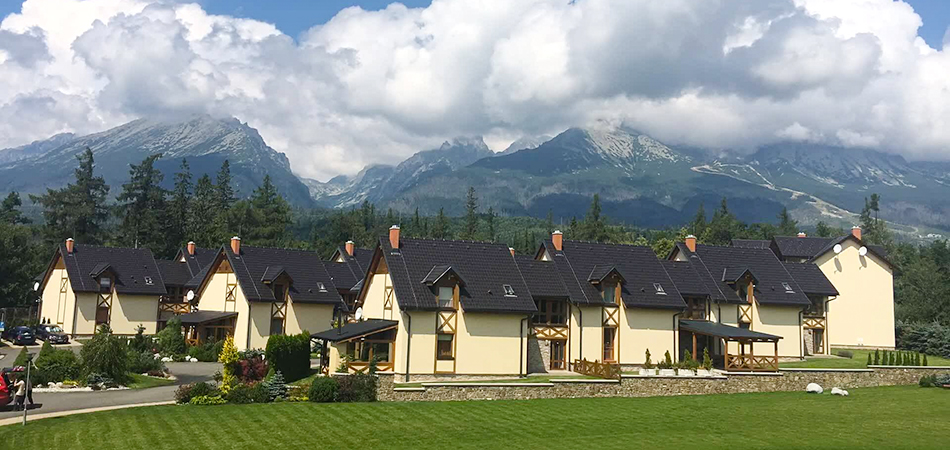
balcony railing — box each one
[803,316,826,329]
[725,354,778,372]
[532,325,569,339]
[573,358,621,380]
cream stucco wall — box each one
[198,268,239,313]
[454,312,526,375]
[619,308,676,365]
[111,294,158,335]
[569,305,604,364]
[39,264,72,328]
[73,293,98,336]
[286,300,334,336]
[752,304,802,358]
[815,240,895,349]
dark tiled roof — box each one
[514,256,569,299]
[224,245,343,306]
[660,261,709,297]
[326,246,375,291]
[680,320,781,340]
[156,259,194,287]
[57,244,167,295]
[324,261,360,292]
[421,265,467,286]
[379,237,536,313]
[688,244,811,306]
[178,310,237,325]
[772,236,838,259]
[732,239,771,249]
[542,240,686,309]
[311,319,398,342]
[176,247,218,277]
[672,243,730,302]
[783,262,839,296]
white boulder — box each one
[806,383,823,394]
[161,356,173,362]
[831,387,849,396]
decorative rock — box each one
[831,387,849,396]
[161,356,173,362]
[806,383,823,394]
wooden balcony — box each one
[803,316,826,329]
[725,354,778,372]
[573,358,621,380]
[532,324,569,340]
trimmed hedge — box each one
[309,377,339,403]
[265,333,310,382]
[34,341,81,385]
[337,373,377,403]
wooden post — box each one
[723,338,729,369]
[774,340,779,370]
[692,333,697,360]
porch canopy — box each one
[178,311,237,346]
[311,319,398,343]
[178,310,237,325]
[679,320,781,372]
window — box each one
[603,283,617,304]
[739,284,752,303]
[805,297,825,316]
[95,306,110,326]
[273,284,286,302]
[269,316,284,335]
[653,283,666,295]
[99,277,112,292]
[438,286,454,308]
[603,327,616,362]
[144,276,153,285]
[317,282,327,293]
[533,299,567,325]
[782,282,794,293]
[686,298,706,320]
[503,284,515,296]
[437,334,454,360]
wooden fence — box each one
[573,358,621,380]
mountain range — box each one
[3,116,949,237]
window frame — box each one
[602,327,617,362]
[436,333,454,360]
[532,299,567,326]
[436,285,457,309]
[602,282,619,305]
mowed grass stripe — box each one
[2,386,947,450]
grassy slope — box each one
[2,386,947,449]
[781,349,950,369]
[127,373,176,390]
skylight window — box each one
[317,282,327,292]
[144,276,153,285]
[782,282,794,293]
[503,284,516,296]
[653,283,666,295]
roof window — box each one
[782,282,794,293]
[653,283,666,295]
[144,276,153,285]
[317,282,327,293]
[503,284,516,296]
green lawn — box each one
[781,348,950,369]
[126,373,176,390]
[3,386,948,449]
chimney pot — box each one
[345,240,355,256]
[389,225,400,249]
[187,241,196,256]
[509,247,515,257]
[797,232,807,238]
[231,236,241,255]
[851,226,862,241]
[685,235,697,253]
[552,230,563,251]
[65,238,75,254]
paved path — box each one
[0,361,220,421]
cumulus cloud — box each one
[0,0,948,180]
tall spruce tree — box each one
[213,160,234,240]
[462,187,479,240]
[486,206,495,242]
[30,148,110,244]
[815,221,833,237]
[246,175,292,247]
[434,207,449,239]
[116,154,169,252]
[580,194,609,242]
[859,193,892,247]
[169,159,193,248]
[189,174,217,246]
[776,207,798,236]
[0,192,30,225]
[690,202,707,237]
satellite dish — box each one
[354,307,363,321]
[833,244,842,254]
[858,246,868,256]
[33,282,40,292]
[186,290,195,301]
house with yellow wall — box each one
[185,237,345,350]
[37,238,168,337]
[312,226,537,380]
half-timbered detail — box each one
[95,274,113,327]
[783,262,839,356]
[313,319,398,374]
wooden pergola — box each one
[679,320,782,372]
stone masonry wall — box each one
[376,367,950,402]
[526,337,550,374]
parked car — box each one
[34,324,69,344]
[2,326,36,345]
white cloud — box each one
[0,0,948,181]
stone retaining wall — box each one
[376,366,950,402]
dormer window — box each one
[503,284,515,296]
[782,282,794,293]
[438,286,455,308]
[653,283,666,295]
[99,277,112,292]
[603,282,618,304]
[273,284,286,302]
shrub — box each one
[657,350,673,369]
[309,377,339,402]
[643,349,653,369]
[265,333,311,382]
[128,349,164,374]
[85,373,117,390]
[188,339,221,362]
[937,374,950,386]
[702,347,713,371]
[190,395,227,405]
[34,342,81,385]
[836,349,853,359]
[919,375,937,387]
[337,373,377,403]
[867,353,872,367]
[156,317,186,356]
[128,324,151,353]
[80,325,129,383]
[224,382,270,404]
[874,349,880,365]
[924,354,929,366]
[237,355,268,383]
[175,381,220,404]
[218,336,240,393]
[264,370,288,401]
[896,321,950,358]
[12,346,29,368]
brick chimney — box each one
[65,238,74,254]
[389,225,400,249]
[552,230,563,251]
[851,226,862,241]
[230,236,241,255]
[345,240,355,256]
[685,235,697,252]
[187,241,196,256]
[509,247,515,257]
[797,232,807,238]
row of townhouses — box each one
[35,225,894,379]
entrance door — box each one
[550,340,566,370]
[812,329,825,354]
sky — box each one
[1,0,950,181]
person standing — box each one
[12,375,26,411]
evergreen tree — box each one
[433,207,449,239]
[189,174,218,246]
[462,187,479,240]
[867,353,872,366]
[31,148,110,244]
[169,159,193,248]
[486,206,496,242]
[0,221,43,307]
[213,160,234,240]
[923,354,928,366]
[0,192,30,225]
[411,207,422,237]
[874,349,879,365]
[859,193,892,247]
[567,217,579,239]
[776,207,798,236]
[360,201,375,231]
[580,194,610,242]
[815,221,834,238]
[116,154,169,252]
[704,198,743,245]
[545,210,554,234]
[246,175,292,247]
[691,202,707,237]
